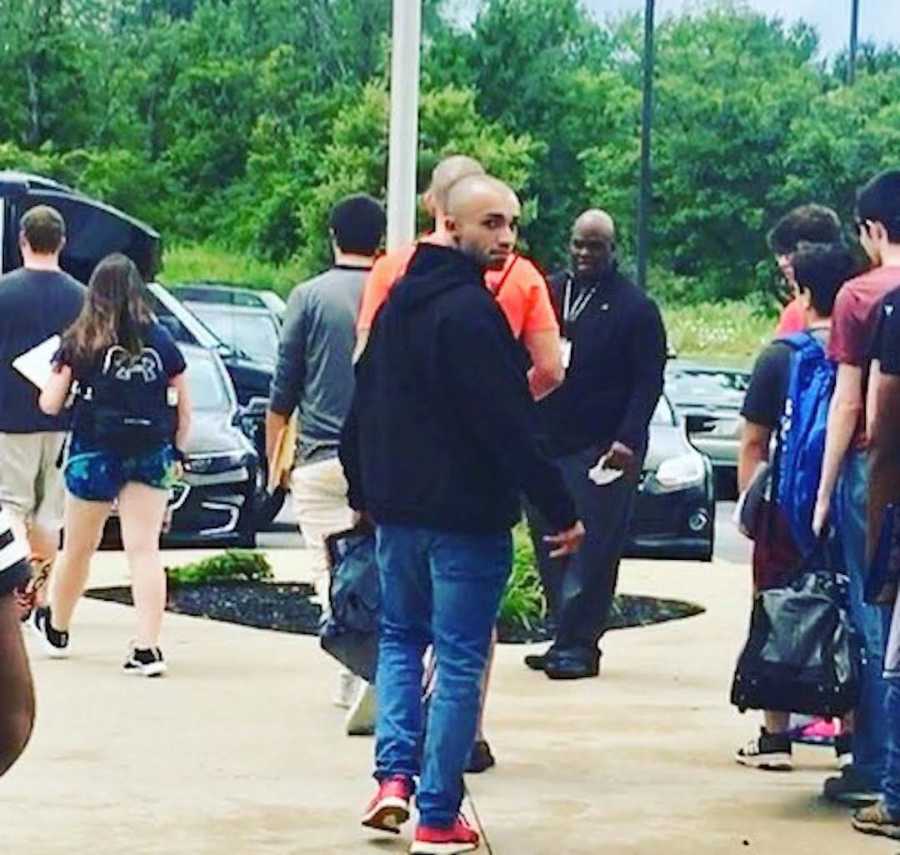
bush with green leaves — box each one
[498,525,546,630]
[166,550,273,585]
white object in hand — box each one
[12,334,60,390]
[588,452,624,486]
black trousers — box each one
[525,444,640,655]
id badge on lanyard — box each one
[561,276,598,371]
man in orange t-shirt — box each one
[356,159,563,400]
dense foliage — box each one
[167,549,274,584]
[1,0,898,301]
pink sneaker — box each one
[410,814,480,854]
[361,776,412,834]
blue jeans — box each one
[884,680,900,814]
[373,524,511,827]
[834,450,891,788]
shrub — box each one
[166,550,273,585]
[498,525,546,630]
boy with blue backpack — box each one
[735,241,855,771]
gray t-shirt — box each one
[269,266,368,462]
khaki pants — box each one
[290,455,354,607]
[0,432,66,538]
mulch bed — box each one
[85,582,704,644]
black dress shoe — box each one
[524,651,550,671]
[466,740,496,773]
[544,651,600,681]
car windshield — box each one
[666,367,750,399]
[184,350,230,411]
[186,304,279,365]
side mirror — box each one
[245,396,269,415]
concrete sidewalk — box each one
[1,548,891,854]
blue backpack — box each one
[774,332,836,557]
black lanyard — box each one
[562,274,600,333]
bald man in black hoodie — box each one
[341,175,582,852]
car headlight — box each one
[652,452,706,492]
[184,451,249,475]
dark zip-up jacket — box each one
[340,243,576,535]
[539,266,666,457]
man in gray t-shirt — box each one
[267,193,385,611]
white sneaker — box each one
[123,645,167,677]
[30,606,70,659]
[345,681,376,736]
[334,669,357,709]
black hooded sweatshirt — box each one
[340,243,577,535]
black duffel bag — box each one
[731,562,860,718]
[319,525,380,682]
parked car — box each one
[104,344,258,548]
[170,281,286,319]
[0,171,160,280]
[145,284,285,526]
[625,395,716,562]
[170,283,283,369]
[664,359,751,498]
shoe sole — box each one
[852,818,900,839]
[735,752,792,772]
[28,614,70,659]
[409,840,478,854]
[123,662,167,677]
[544,669,598,681]
[361,798,409,834]
[825,790,881,808]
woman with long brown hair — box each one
[31,253,191,676]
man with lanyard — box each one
[525,209,667,680]
[355,155,564,400]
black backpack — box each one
[74,345,175,456]
[730,565,860,718]
[319,526,380,682]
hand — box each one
[544,521,586,558]
[812,495,830,538]
[605,441,636,474]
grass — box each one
[160,244,307,297]
[661,300,775,365]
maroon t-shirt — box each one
[828,266,900,444]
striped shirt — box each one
[0,507,29,597]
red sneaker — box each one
[361,776,412,834]
[410,815,480,854]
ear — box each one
[871,220,889,245]
[443,214,457,235]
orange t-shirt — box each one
[356,239,558,340]
[775,297,805,335]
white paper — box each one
[12,335,60,390]
[588,452,624,486]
